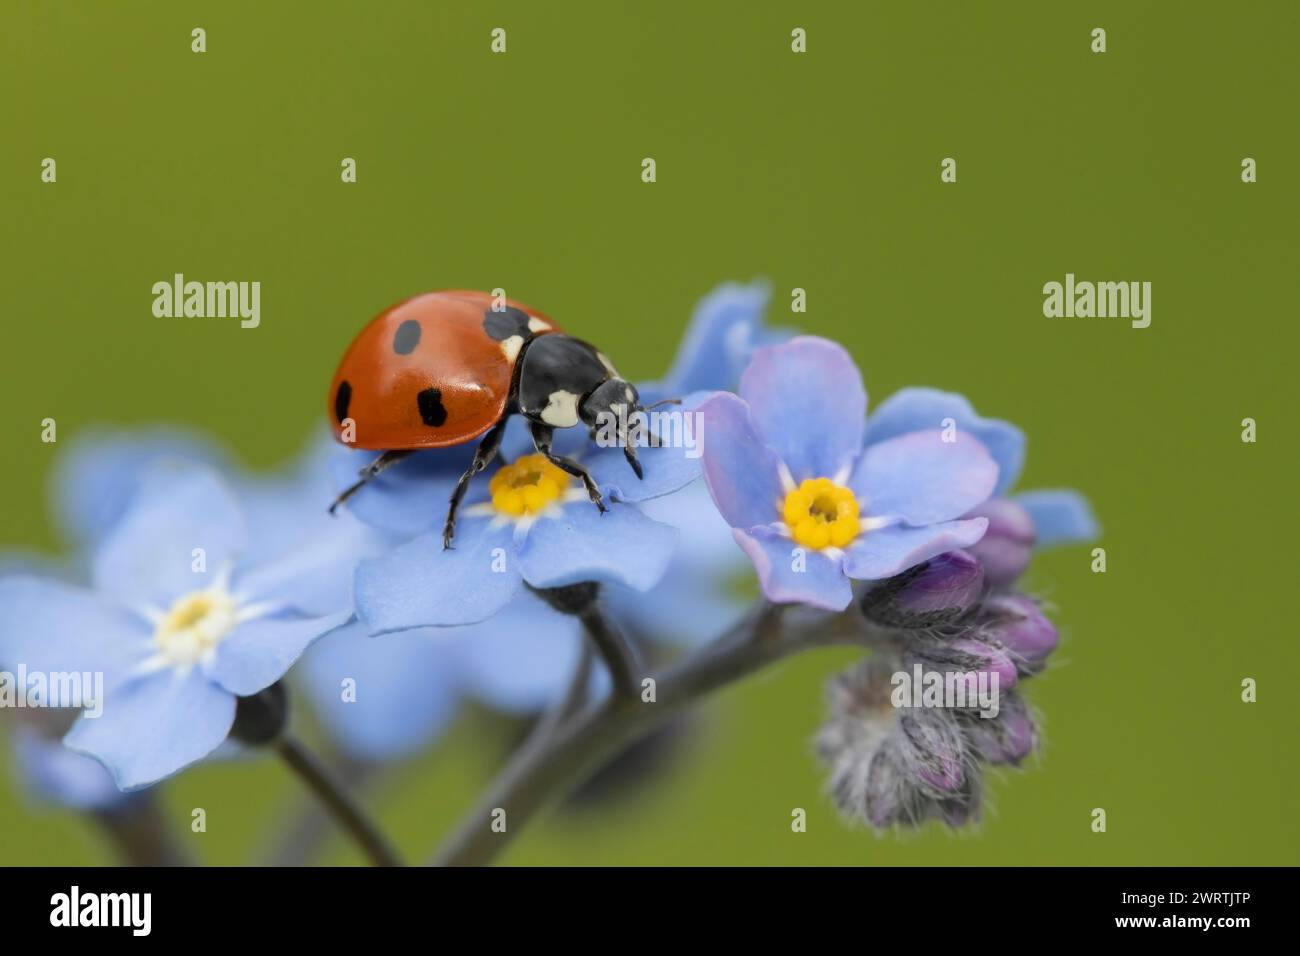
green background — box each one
[2,0,1297,865]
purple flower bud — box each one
[949,638,1019,691]
[967,498,1036,587]
[817,660,982,831]
[861,550,985,627]
[906,636,1018,693]
[962,694,1037,765]
[898,709,967,793]
[984,595,1058,671]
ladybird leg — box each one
[328,450,413,514]
[443,420,507,549]
[530,422,606,514]
[622,442,644,480]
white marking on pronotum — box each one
[540,389,581,428]
[527,316,550,333]
[500,334,525,362]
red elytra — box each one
[327,289,559,450]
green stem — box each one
[276,736,403,867]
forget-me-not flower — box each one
[351,411,702,632]
[0,465,354,790]
[699,336,999,611]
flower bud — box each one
[898,709,968,793]
[906,635,1018,693]
[817,660,982,830]
[984,595,1058,672]
[966,498,1036,587]
[860,550,985,627]
[961,693,1037,765]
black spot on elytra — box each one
[393,319,421,355]
[417,387,448,427]
[334,381,352,424]
[482,306,532,342]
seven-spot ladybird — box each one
[327,289,671,547]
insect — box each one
[327,289,673,547]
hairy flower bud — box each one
[905,635,1019,693]
[967,499,1036,587]
[860,550,985,628]
[983,595,1058,673]
[817,660,982,831]
[960,693,1037,765]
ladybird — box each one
[327,289,670,547]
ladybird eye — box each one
[392,320,422,355]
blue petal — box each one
[604,481,749,645]
[233,515,388,617]
[450,595,587,713]
[864,388,1026,496]
[1016,489,1099,547]
[734,526,853,611]
[842,518,989,581]
[297,620,461,761]
[516,502,676,591]
[660,280,775,394]
[64,668,235,791]
[355,518,521,630]
[739,336,867,481]
[698,392,786,529]
[52,426,231,546]
[327,443,476,537]
[92,467,246,610]
[637,478,748,572]
[13,727,132,811]
[205,609,353,697]
[0,577,152,688]
[849,430,998,525]
[583,392,712,503]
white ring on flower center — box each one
[152,586,239,669]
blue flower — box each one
[0,466,354,790]
[325,439,590,714]
[352,414,700,631]
[700,337,999,611]
[862,387,1099,583]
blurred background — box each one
[1,0,1297,865]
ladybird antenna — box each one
[641,397,682,410]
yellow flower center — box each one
[155,587,238,666]
[489,453,571,517]
[782,477,861,550]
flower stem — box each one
[275,736,403,867]
[530,582,641,699]
[94,795,192,866]
[430,602,869,866]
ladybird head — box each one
[579,377,640,430]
